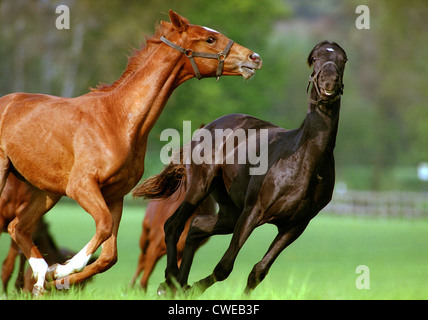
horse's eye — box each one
[206,36,216,44]
[312,57,317,62]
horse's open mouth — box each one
[321,88,337,97]
[239,66,256,79]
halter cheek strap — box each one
[307,61,344,106]
[160,36,234,81]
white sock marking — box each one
[28,258,48,291]
[54,244,92,278]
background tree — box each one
[0,0,427,190]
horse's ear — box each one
[307,44,320,67]
[169,9,189,32]
[161,20,174,32]
[307,53,314,67]
[307,47,317,67]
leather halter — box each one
[307,61,344,106]
[160,36,234,81]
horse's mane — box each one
[90,24,165,93]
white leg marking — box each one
[53,244,92,278]
[28,258,48,291]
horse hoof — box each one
[32,285,45,296]
[157,282,168,296]
[45,263,59,281]
[183,284,191,292]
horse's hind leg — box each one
[177,201,240,288]
[130,253,145,288]
[138,239,164,290]
[163,168,218,286]
[130,226,149,287]
[191,205,260,293]
[176,215,219,288]
[0,155,10,195]
[1,239,20,293]
[163,200,199,284]
[15,250,27,290]
[7,188,61,295]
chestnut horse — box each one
[1,174,31,292]
[130,184,216,290]
[0,10,261,295]
[0,175,94,294]
[133,41,347,295]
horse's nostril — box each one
[249,53,261,63]
[320,74,339,82]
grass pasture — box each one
[1,200,427,300]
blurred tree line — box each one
[0,0,427,191]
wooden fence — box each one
[325,190,428,218]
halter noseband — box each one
[307,61,344,106]
[160,36,234,81]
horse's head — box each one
[307,41,347,104]
[160,10,262,80]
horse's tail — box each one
[133,148,186,200]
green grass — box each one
[1,200,427,300]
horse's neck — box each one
[108,44,189,146]
[298,90,340,159]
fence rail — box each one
[325,190,428,218]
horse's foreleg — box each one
[48,198,123,288]
[47,176,114,281]
[244,221,309,294]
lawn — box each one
[1,199,427,300]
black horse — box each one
[133,41,347,295]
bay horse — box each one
[0,10,262,295]
[130,184,216,290]
[133,41,347,295]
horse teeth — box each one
[322,89,335,96]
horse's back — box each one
[0,92,66,132]
[0,93,24,126]
[0,92,57,109]
[0,92,76,193]
[204,113,280,132]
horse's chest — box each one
[259,163,332,223]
